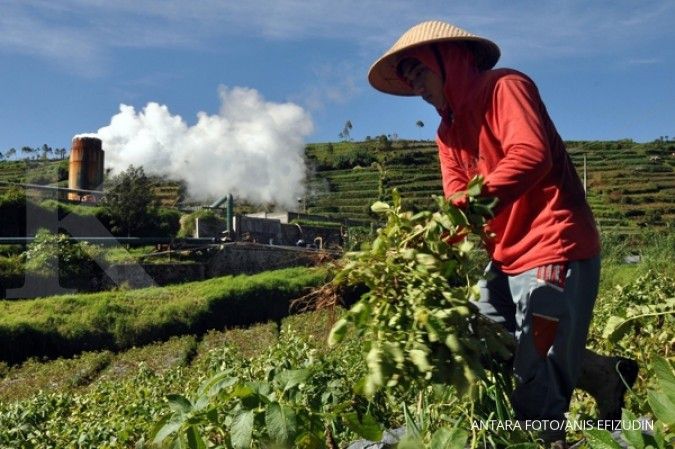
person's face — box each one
[399,58,447,110]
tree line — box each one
[0,144,68,161]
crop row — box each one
[0,267,327,365]
[0,254,673,448]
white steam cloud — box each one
[95,86,313,209]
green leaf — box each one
[371,201,390,213]
[445,334,462,353]
[186,425,207,449]
[343,412,384,441]
[466,176,483,197]
[295,431,324,449]
[167,394,193,414]
[151,416,183,446]
[620,409,645,449]
[397,435,424,449]
[652,356,675,395]
[276,369,310,392]
[446,207,468,227]
[230,410,255,449]
[199,372,238,399]
[504,444,538,449]
[408,349,432,373]
[602,315,630,342]
[647,389,675,426]
[457,239,473,254]
[365,347,385,396]
[328,318,349,346]
[430,427,468,449]
[382,342,405,366]
[585,428,624,449]
[232,384,262,410]
[265,402,296,444]
[402,402,421,441]
[415,253,437,269]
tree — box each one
[55,147,67,160]
[6,148,16,160]
[377,134,392,152]
[338,120,353,141]
[41,144,53,160]
[102,165,158,237]
[20,146,33,160]
[416,120,425,141]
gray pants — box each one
[477,256,600,423]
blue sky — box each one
[1,0,674,155]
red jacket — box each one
[410,44,599,274]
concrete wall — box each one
[280,223,344,249]
[236,215,283,244]
[235,215,344,248]
[3,243,336,299]
[207,242,334,277]
[194,216,225,238]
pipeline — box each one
[0,237,217,246]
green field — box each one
[0,142,673,448]
[0,234,672,448]
[304,139,675,234]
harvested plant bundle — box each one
[329,177,512,396]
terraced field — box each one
[0,160,185,207]
[2,139,674,233]
[305,139,675,234]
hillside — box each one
[304,138,675,234]
[1,139,674,235]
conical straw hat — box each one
[368,21,500,96]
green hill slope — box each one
[304,138,675,233]
[2,139,673,234]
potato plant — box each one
[329,178,511,398]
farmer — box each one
[368,21,637,448]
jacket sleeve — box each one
[482,77,552,210]
[436,134,469,202]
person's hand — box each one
[441,227,469,245]
[451,192,469,209]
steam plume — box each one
[95,86,313,209]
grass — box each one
[0,311,333,404]
[0,266,327,364]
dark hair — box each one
[395,44,448,82]
[396,57,421,79]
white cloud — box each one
[0,3,105,75]
[1,1,673,72]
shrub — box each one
[178,209,226,238]
[0,188,27,236]
[102,166,159,237]
[22,229,103,285]
[147,208,181,237]
[335,148,377,169]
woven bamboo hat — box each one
[368,20,500,96]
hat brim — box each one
[368,35,500,96]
